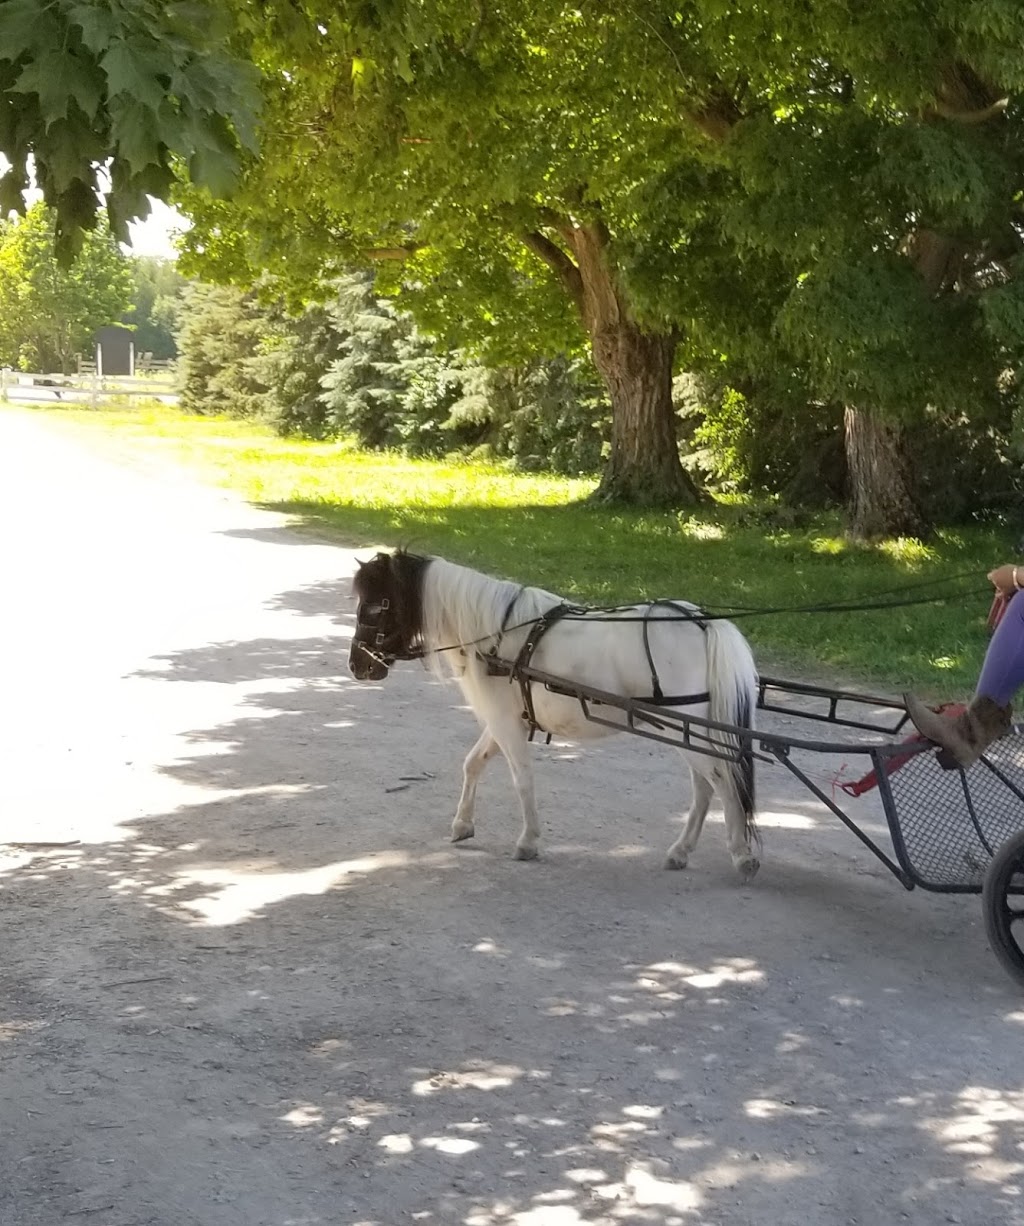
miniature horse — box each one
[349,549,760,880]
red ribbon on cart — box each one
[836,702,968,797]
[835,588,1003,797]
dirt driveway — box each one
[1,407,1021,1226]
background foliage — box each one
[0,202,133,371]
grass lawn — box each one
[19,400,1012,696]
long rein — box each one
[412,567,994,662]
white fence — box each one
[0,366,179,407]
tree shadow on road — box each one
[2,580,1022,1226]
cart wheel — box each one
[983,830,1024,990]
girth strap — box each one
[510,603,580,736]
[641,599,708,706]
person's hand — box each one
[988,563,1021,596]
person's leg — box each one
[976,592,1024,705]
[903,593,1021,766]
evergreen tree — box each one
[122,258,187,360]
[177,283,271,417]
[392,338,467,457]
[258,302,346,439]
[319,274,408,448]
[447,358,607,474]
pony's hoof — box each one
[736,855,760,883]
[513,844,539,861]
[664,853,689,871]
[451,823,475,843]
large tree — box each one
[623,5,1024,536]
[9,0,1024,531]
[0,202,133,371]
[177,0,1024,528]
[178,2,715,505]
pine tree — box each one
[122,259,187,361]
[319,274,408,448]
[447,357,608,474]
[258,303,347,439]
[177,283,271,418]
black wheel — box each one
[983,829,1024,990]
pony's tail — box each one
[705,619,758,846]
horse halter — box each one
[351,596,422,679]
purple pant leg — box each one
[977,591,1024,705]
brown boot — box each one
[902,693,1013,768]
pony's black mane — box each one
[354,549,430,647]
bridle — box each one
[351,596,423,673]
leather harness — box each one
[482,596,712,743]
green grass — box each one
[20,400,1011,696]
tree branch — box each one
[534,206,577,245]
[582,216,611,250]
[463,0,487,55]
[362,245,422,260]
[520,230,584,309]
[903,229,966,295]
[931,97,1008,124]
[929,61,1009,125]
[683,93,742,143]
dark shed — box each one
[94,325,134,377]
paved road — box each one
[0,407,1021,1226]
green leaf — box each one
[0,165,27,215]
[101,40,167,112]
[110,98,163,171]
[69,3,118,55]
[64,55,105,122]
[189,143,241,198]
[0,0,56,59]
[10,54,77,124]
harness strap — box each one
[642,599,707,703]
[485,599,712,740]
[482,585,525,664]
[643,689,711,705]
[510,603,578,736]
[642,602,662,701]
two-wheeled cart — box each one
[505,662,1024,988]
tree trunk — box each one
[844,406,928,539]
[520,217,700,507]
[590,323,699,505]
[849,62,1007,541]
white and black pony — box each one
[349,550,760,880]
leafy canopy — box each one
[178,1,725,357]
[0,0,260,259]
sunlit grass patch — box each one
[808,535,846,556]
[931,655,961,671]
[677,519,725,541]
[878,537,937,566]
